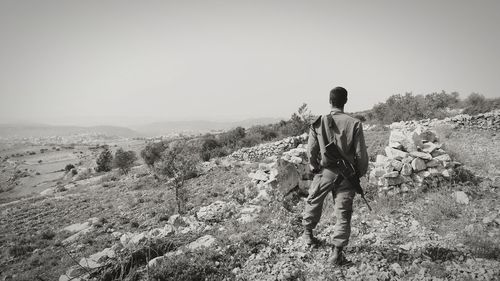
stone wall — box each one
[229,133,308,162]
[443,110,500,131]
[389,110,500,132]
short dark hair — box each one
[329,87,348,107]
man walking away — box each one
[302,86,369,265]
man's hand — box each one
[309,164,320,174]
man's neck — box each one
[331,106,344,113]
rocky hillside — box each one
[1,112,499,281]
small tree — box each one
[140,141,169,167]
[154,141,200,214]
[96,148,113,172]
[114,148,137,174]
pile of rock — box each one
[229,133,308,161]
[369,124,461,195]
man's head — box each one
[329,87,348,108]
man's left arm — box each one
[353,122,369,176]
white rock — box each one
[435,154,452,162]
[442,169,451,178]
[389,129,418,152]
[63,222,91,233]
[149,224,175,238]
[425,159,441,168]
[400,184,410,193]
[79,248,115,269]
[383,171,400,178]
[148,256,165,268]
[454,191,469,204]
[411,158,426,172]
[390,160,403,171]
[385,147,409,160]
[421,142,438,153]
[410,151,432,160]
[248,170,269,181]
[391,262,404,276]
[62,228,92,245]
[120,232,147,248]
[375,155,388,164]
[186,235,216,251]
[401,163,413,176]
[417,170,431,178]
[414,126,436,143]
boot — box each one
[330,246,351,266]
[302,228,318,246]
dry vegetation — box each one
[1,105,500,280]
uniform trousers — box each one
[302,168,355,247]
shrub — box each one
[150,249,231,280]
[113,148,137,174]
[462,93,500,115]
[96,148,113,172]
[199,137,225,161]
[141,141,169,167]
[219,127,246,148]
[64,164,75,172]
[247,125,278,141]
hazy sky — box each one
[1,0,499,126]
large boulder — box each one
[276,159,302,195]
[388,128,419,152]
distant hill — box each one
[133,118,283,136]
[0,118,283,139]
[0,124,139,138]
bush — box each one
[462,93,500,115]
[369,91,462,123]
[247,125,278,141]
[219,127,246,148]
[96,148,113,172]
[150,249,231,281]
[113,148,137,174]
[64,164,75,172]
[141,141,169,167]
[199,137,226,161]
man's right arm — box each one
[307,124,321,173]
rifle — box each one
[324,141,372,211]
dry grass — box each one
[434,126,500,177]
[364,127,390,161]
